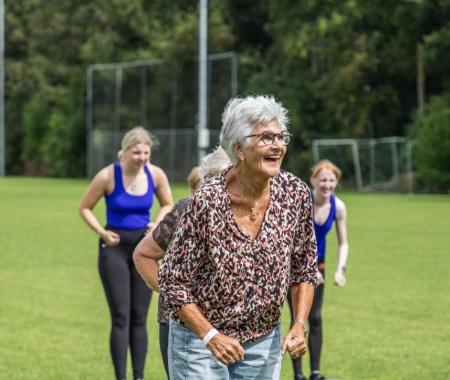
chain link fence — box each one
[89,128,222,183]
[86,53,237,181]
[312,137,416,193]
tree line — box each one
[5,0,450,191]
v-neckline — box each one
[221,170,273,242]
[313,194,333,226]
[120,163,149,197]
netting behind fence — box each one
[89,129,222,183]
[86,53,237,180]
[312,137,415,193]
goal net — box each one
[312,137,414,193]
[86,53,237,180]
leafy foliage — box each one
[4,0,450,188]
[411,94,450,193]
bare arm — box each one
[148,164,174,231]
[334,197,349,287]
[282,283,315,356]
[78,166,120,246]
[133,234,165,291]
[177,304,245,365]
[282,185,318,357]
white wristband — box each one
[202,328,219,346]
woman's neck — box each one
[230,166,271,200]
[313,190,329,206]
[121,162,142,177]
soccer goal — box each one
[86,52,238,180]
[312,137,414,193]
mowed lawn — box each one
[0,177,449,380]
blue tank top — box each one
[105,162,155,230]
[313,194,336,263]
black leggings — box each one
[287,272,325,379]
[159,322,170,379]
[98,228,152,380]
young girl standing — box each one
[289,159,349,380]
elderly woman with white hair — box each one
[133,146,232,379]
[159,95,318,380]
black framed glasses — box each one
[245,131,292,146]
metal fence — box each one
[89,128,222,182]
[86,52,237,180]
[312,137,416,193]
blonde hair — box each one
[117,126,154,160]
[187,166,204,193]
[311,159,342,180]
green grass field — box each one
[1,177,449,380]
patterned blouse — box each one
[159,168,318,343]
[152,197,190,323]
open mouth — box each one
[264,156,280,163]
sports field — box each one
[0,177,449,380]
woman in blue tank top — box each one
[79,126,173,380]
[288,160,349,380]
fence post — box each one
[351,140,363,191]
[369,139,376,189]
[113,67,123,161]
[86,67,94,177]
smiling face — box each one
[237,120,287,179]
[311,168,338,198]
[124,142,151,169]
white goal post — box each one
[312,139,363,191]
[312,137,414,193]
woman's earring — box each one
[240,155,244,163]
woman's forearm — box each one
[79,208,105,236]
[337,242,349,271]
[290,282,315,323]
[177,303,215,339]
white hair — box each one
[219,95,289,165]
[200,146,232,179]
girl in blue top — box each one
[79,127,173,380]
[289,160,349,380]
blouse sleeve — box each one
[290,186,319,287]
[152,198,190,251]
[158,193,208,310]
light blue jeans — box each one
[168,319,282,380]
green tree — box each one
[411,94,450,193]
[4,0,450,184]
[5,0,233,176]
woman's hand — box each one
[281,324,307,358]
[334,269,346,287]
[100,230,120,246]
[316,271,325,285]
[207,333,245,366]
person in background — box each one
[133,146,232,379]
[288,159,349,380]
[79,126,173,380]
[158,95,318,380]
